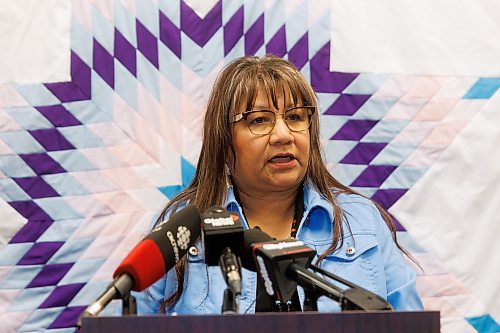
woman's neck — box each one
[236,185,299,239]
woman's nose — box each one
[269,114,293,144]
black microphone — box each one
[242,228,316,303]
[77,206,201,326]
[242,228,393,311]
[201,206,243,297]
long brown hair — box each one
[155,55,411,311]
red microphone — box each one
[112,239,165,292]
[79,206,201,322]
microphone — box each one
[201,206,243,297]
[242,228,393,311]
[242,228,316,303]
[78,205,201,323]
[240,226,275,269]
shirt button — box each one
[345,246,356,256]
[188,246,199,256]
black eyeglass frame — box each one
[232,106,316,135]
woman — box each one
[134,55,423,314]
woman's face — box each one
[230,85,310,195]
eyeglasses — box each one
[232,106,316,135]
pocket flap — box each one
[316,232,378,262]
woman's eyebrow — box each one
[250,102,297,110]
[250,104,272,110]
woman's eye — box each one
[248,112,273,124]
[287,113,301,121]
[251,117,269,124]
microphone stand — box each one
[221,288,239,314]
[288,263,344,312]
[303,289,319,312]
[219,247,242,314]
[122,293,137,315]
[288,263,392,311]
[308,264,393,311]
[309,264,362,290]
[76,275,137,329]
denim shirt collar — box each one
[222,181,334,234]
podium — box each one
[80,311,440,333]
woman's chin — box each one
[266,174,304,190]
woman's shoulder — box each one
[335,192,378,214]
[334,192,385,234]
[305,184,382,232]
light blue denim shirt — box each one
[133,183,423,314]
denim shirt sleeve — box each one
[371,203,424,311]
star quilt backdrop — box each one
[0,0,499,332]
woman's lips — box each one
[269,156,292,163]
[268,154,296,168]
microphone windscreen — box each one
[113,205,201,291]
[148,205,201,271]
[113,239,165,291]
[241,228,275,271]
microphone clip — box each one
[219,247,242,296]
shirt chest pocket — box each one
[312,232,383,294]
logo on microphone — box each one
[203,217,234,227]
[262,240,304,251]
[166,226,192,262]
[176,226,191,250]
[166,231,180,262]
[256,255,274,296]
